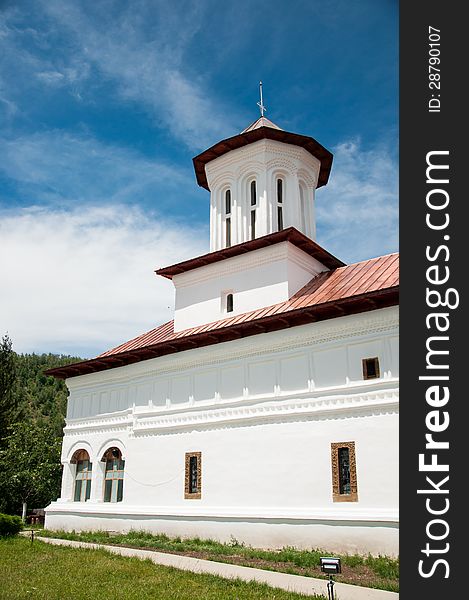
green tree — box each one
[0,421,63,520]
[0,334,18,441]
[14,352,79,436]
[0,334,83,516]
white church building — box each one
[45,112,399,556]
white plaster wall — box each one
[205,139,321,250]
[116,412,398,510]
[172,241,327,332]
[47,409,398,556]
[47,307,399,556]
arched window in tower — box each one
[225,189,231,248]
[72,449,92,502]
[226,293,234,313]
[103,447,125,503]
[250,180,257,240]
[277,178,284,231]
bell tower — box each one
[157,90,340,333]
[193,86,333,252]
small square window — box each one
[185,452,201,499]
[362,357,380,380]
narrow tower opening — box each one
[225,189,231,247]
[277,178,284,231]
[250,180,257,240]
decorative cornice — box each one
[64,410,132,435]
[205,139,318,182]
[297,166,318,189]
[132,391,398,435]
[63,385,398,437]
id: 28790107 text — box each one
[428,26,441,113]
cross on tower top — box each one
[257,81,266,117]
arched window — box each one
[225,189,231,248]
[72,449,92,502]
[103,447,125,503]
[277,178,283,203]
[226,293,234,313]
[250,180,257,240]
[277,178,284,231]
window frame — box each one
[362,357,380,380]
[72,450,92,503]
[225,189,231,215]
[225,217,231,247]
[224,189,232,248]
[102,447,125,503]
[331,441,358,502]
[277,206,284,231]
[276,177,284,231]
[249,179,257,240]
[184,451,202,499]
[250,180,257,206]
[250,209,256,240]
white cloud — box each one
[0,1,241,149]
[0,130,192,207]
[0,205,208,357]
[36,70,65,85]
[316,140,398,262]
[36,0,240,149]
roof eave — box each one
[192,126,333,191]
[44,286,398,380]
[155,227,345,280]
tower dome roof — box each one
[241,116,283,133]
[192,119,333,191]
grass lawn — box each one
[39,529,399,593]
[0,537,323,600]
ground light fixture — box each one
[319,557,341,600]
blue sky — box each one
[0,0,398,357]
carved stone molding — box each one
[205,139,315,177]
[131,390,398,436]
[64,386,398,437]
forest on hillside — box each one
[0,334,82,516]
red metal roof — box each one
[46,253,399,380]
[156,228,345,279]
[192,125,333,191]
